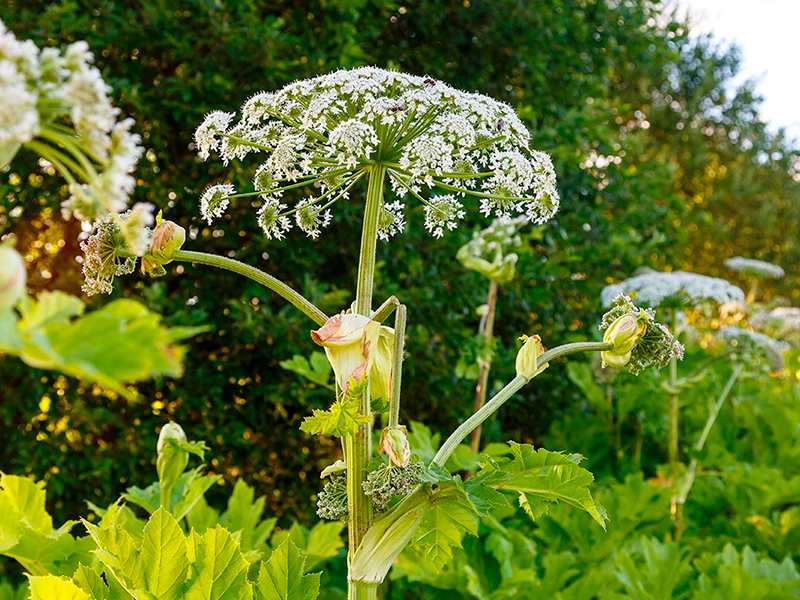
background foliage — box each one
[1,1,798,591]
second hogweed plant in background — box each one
[79,67,681,598]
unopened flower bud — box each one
[602,313,645,368]
[0,245,26,309]
[156,422,189,505]
[379,426,411,468]
[311,312,381,392]
[515,334,548,380]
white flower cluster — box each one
[601,270,745,309]
[0,21,39,157]
[724,256,785,280]
[0,20,143,222]
[718,326,790,372]
[195,66,559,241]
[750,306,800,345]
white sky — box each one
[672,0,800,142]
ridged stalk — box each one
[347,165,386,598]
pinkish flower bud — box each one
[311,312,381,392]
[379,426,411,468]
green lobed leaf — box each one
[410,485,480,572]
[279,352,332,388]
[28,575,90,600]
[0,474,88,576]
[299,393,370,438]
[478,443,608,529]
[255,538,320,600]
[269,521,345,573]
[218,480,277,556]
[73,564,110,600]
[138,508,189,600]
[4,294,202,401]
[185,525,253,600]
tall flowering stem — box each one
[668,307,681,529]
[347,165,387,570]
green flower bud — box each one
[599,294,683,375]
[601,312,645,368]
[515,334,548,380]
[156,422,189,507]
[141,216,186,277]
[378,426,411,468]
[0,245,26,309]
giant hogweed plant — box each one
[600,266,790,534]
[20,67,681,598]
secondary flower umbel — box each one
[194,66,560,240]
[599,294,684,375]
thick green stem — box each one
[348,583,378,600]
[433,340,614,466]
[171,250,328,325]
[371,295,399,323]
[469,279,499,456]
[347,165,386,569]
[388,304,407,428]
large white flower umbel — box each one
[194,66,560,240]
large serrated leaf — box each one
[255,539,320,600]
[5,294,202,400]
[480,443,608,529]
[186,525,253,600]
[270,521,344,574]
[411,487,479,572]
[73,564,109,600]
[28,575,90,600]
[139,508,189,600]
[219,480,276,555]
[0,474,87,576]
